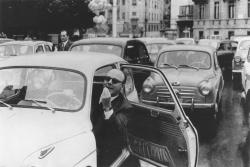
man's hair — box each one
[60,30,68,36]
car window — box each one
[218,43,231,51]
[0,45,33,56]
[35,45,44,53]
[44,45,52,52]
[124,43,138,62]
[121,66,177,111]
[157,50,211,69]
[0,68,86,111]
[71,44,122,57]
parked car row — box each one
[3,35,250,167]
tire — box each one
[233,73,243,91]
[207,103,220,138]
[243,90,250,126]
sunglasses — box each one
[104,76,122,84]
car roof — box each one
[0,40,48,46]
[159,45,215,54]
[0,52,126,74]
[72,37,142,47]
[176,38,195,41]
[137,37,175,44]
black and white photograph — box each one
[0,0,250,167]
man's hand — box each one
[99,87,112,111]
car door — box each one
[120,64,199,167]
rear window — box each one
[0,44,33,56]
[71,44,122,57]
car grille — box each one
[155,85,203,103]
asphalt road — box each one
[198,78,250,167]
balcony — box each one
[178,5,193,21]
[192,0,208,4]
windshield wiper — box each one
[178,64,199,70]
[30,99,56,113]
[0,99,13,110]
[162,63,178,69]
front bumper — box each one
[141,99,216,114]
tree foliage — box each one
[37,0,95,31]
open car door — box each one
[120,64,199,167]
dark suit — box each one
[58,40,73,51]
[93,93,139,167]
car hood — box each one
[0,107,91,166]
[160,68,213,86]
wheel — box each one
[207,102,220,138]
[46,91,81,110]
[233,73,243,90]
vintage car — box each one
[232,36,250,90]
[141,45,224,135]
[175,38,196,45]
[241,48,250,111]
[137,37,175,63]
[0,40,52,58]
[0,52,198,167]
[69,37,153,66]
[0,38,14,44]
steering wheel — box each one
[46,91,81,109]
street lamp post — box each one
[112,0,117,37]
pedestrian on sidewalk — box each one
[58,30,72,51]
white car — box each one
[0,52,198,167]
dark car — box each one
[216,40,237,79]
[141,45,224,135]
[70,37,153,66]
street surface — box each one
[198,78,250,167]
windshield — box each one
[0,68,86,111]
[239,40,250,50]
[157,50,211,69]
[71,44,122,57]
[0,44,33,56]
[146,43,172,54]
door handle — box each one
[150,110,159,118]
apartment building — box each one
[106,0,165,37]
[193,0,250,40]
[170,0,194,38]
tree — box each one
[37,0,95,32]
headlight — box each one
[143,83,153,93]
[199,81,212,96]
[234,56,241,63]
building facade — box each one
[170,0,194,38]
[193,0,250,40]
[106,0,165,37]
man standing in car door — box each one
[58,30,72,51]
[94,69,140,167]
